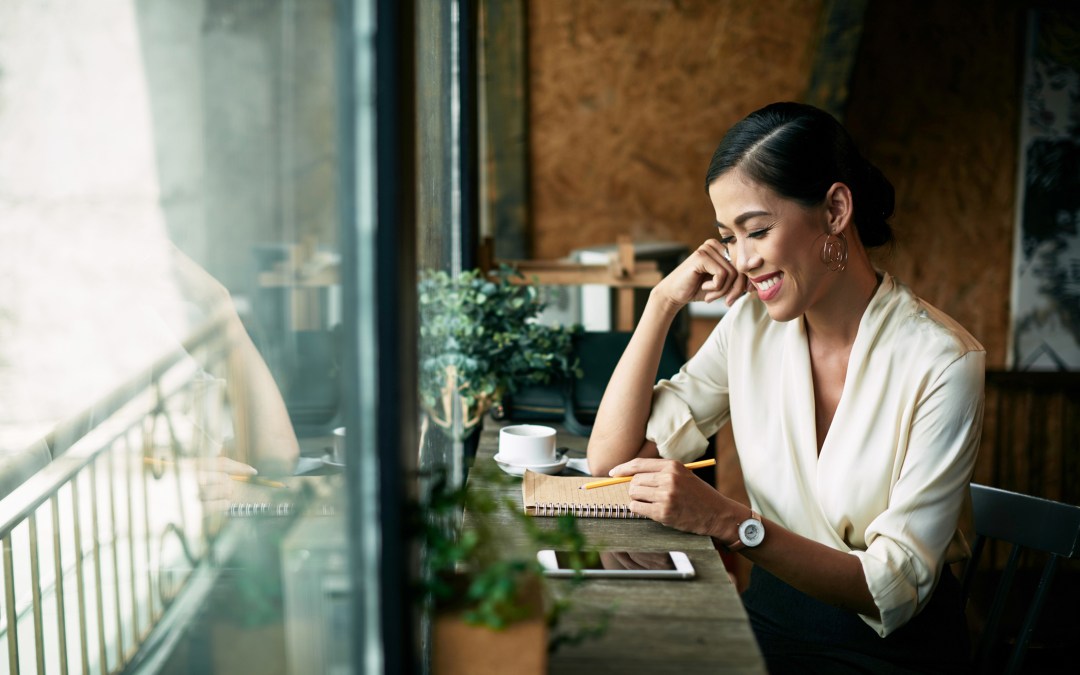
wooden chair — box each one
[961,483,1080,674]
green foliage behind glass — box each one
[418,266,582,436]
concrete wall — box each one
[136,0,340,296]
[0,0,340,447]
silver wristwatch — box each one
[728,510,764,551]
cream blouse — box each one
[646,272,985,637]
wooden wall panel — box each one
[482,0,530,260]
[844,1,1024,368]
[527,0,824,261]
[977,372,1080,504]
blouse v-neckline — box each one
[781,273,892,465]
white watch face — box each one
[738,518,764,547]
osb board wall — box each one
[844,1,1023,368]
[528,0,824,261]
[529,1,1029,367]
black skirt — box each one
[741,565,970,674]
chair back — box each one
[962,483,1080,674]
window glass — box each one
[0,1,374,672]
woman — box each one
[587,102,984,673]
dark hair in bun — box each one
[705,102,894,248]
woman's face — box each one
[709,170,834,322]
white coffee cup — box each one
[332,426,346,464]
[498,425,557,466]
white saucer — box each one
[493,453,569,477]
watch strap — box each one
[727,510,762,552]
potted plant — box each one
[417,266,582,449]
[419,465,606,675]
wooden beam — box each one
[480,0,529,260]
[501,260,662,288]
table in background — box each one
[467,422,766,674]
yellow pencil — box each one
[580,458,717,490]
[229,475,289,489]
[143,457,287,488]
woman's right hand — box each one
[587,238,746,476]
[653,238,749,311]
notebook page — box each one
[522,470,634,516]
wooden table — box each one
[466,422,766,674]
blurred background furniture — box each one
[481,235,668,332]
[962,483,1080,674]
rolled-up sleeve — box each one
[646,310,735,463]
[849,350,985,636]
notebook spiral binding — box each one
[535,502,638,518]
[227,502,338,518]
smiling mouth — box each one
[752,273,783,300]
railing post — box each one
[89,460,108,672]
[3,534,19,674]
[108,449,125,667]
[51,494,69,675]
[28,514,46,673]
[71,479,90,675]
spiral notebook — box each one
[226,471,336,518]
[227,502,338,518]
[522,470,645,519]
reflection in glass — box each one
[0,1,360,673]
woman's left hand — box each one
[609,457,731,537]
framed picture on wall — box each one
[1010,9,1080,370]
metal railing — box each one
[0,313,232,674]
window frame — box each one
[339,0,418,672]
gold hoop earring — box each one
[821,232,848,272]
